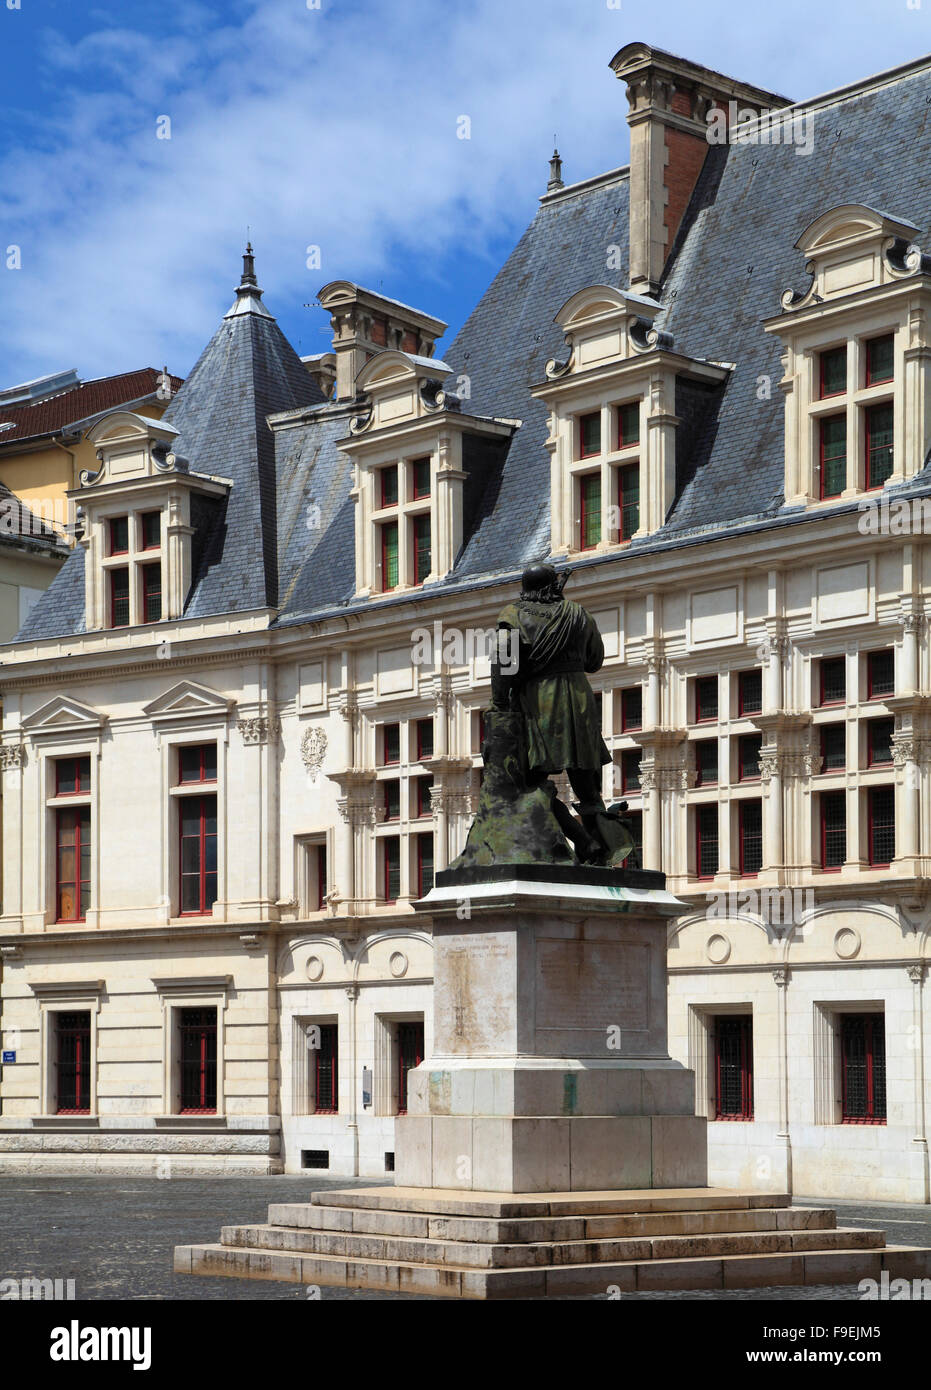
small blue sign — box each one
[2,1051,15,1064]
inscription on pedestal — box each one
[535,939,650,1031]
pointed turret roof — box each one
[160,246,324,614]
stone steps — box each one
[219,1220,883,1270]
[174,1238,931,1299]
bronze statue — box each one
[448,564,638,873]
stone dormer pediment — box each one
[549,284,664,373]
[22,695,107,736]
[780,204,925,312]
[83,411,181,487]
[142,680,233,723]
[351,350,454,433]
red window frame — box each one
[819,656,846,707]
[108,516,129,555]
[313,1023,338,1114]
[56,806,90,923]
[865,401,894,491]
[382,779,401,821]
[416,833,434,898]
[820,790,846,871]
[415,775,433,818]
[738,799,763,877]
[620,748,641,794]
[179,1007,217,1114]
[383,836,401,903]
[865,334,894,387]
[578,472,601,550]
[415,718,434,761]
[867,786,895,867]
[867,718,894,768]
[713,1015,753,1120]
[380,465,398,508]
[694,738,718,787]
[819,723,846,773]
[818,415,847,499]
[695,805,719,880]
[396,1021,425,1115]
[178,744,217,784]
[56,1011,91,1114]
[578,411,601,459]
[620,687,642,731]
[694,676,718,724]
[381,724,400,766]
[819,345,847,399]
[617,462,640,541]
[141,563,161,623]
[140,511,161,550]
[866,649,894,701]
[314,843,327,910]
[617,401,640,449]
[738,733,762,782]
[109,566,130,628]
[841,1014,886,1124]
[179,794,218,915]
[412,514,431,585]
[412,458,431,499]
[381,520,399,591]
[737,669,762,716]
[55,755,91,796]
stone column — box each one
[907,963,929,1202]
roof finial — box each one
[548,143,564,193]
[241,241,258,289]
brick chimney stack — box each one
[610,43,790,295]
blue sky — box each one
[1,0,930,386]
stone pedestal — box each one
[394,867,707,1192]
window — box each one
[381,521,399,591]
[108,516,129,555]
[867,718,894,767]
[415,718,434,760]
[627,809,643,864]
[415,834,434,897]
[381,724,400,765]
[819,415,847,498]
[738,734,762,782]
[383,836,401,903]
[414,776,433,819]
[383,780,401,821]
[820,791,846,870]
[865,402,894,490]
[868,786,895,867]
[141,511,161,550]
[56,755,91,796]
[110,567,130,627]
[179,795,217,914]
[617,463,639,540]
[867,649,894,700]
[312,842,327,910]
[396,1021,424,1115]
[313,1024,338,1114]
[578,411,601,459]
[694,676,718,723]
[865,334,894,387]
[819,656,846,706]
[380,465,398,508]
[412,458,431,499]
[179,744,217,784]
[737,669,762,715]
[819,345,847,398]
[179,1007,217,1113]
[620,687,642,731]
[412,514,431,584]
[141,564,162,623]
[841,1014,886,1123]
[696,805,719,879]
[56,1011,91,1114]
[56,807,90,922]
[820,723,846,772]
[694,739,718,786]
[579,473,601,549]
[738,800,763,876]
[620,748,641,794]
[713,1015,753,1120]
[617,402,639,448]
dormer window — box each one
[819,346,847,399]
[100,507,164,627]
[578,412,601,459]
[141,511,162,550]
[866,334,894,386]
[618,402,640,449]
[412,457,431,499]
[380,465,399,508]
[109,517,129,555]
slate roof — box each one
[19,54,931,644]
[0,368,184,444]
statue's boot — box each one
[550,794,603,863]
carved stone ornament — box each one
[239,717,281,746]
[301,726,328,780]
[0,744,26,770]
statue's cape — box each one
[526,600,587,670]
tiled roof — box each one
[20,57,931,644]
[0,368,183,444]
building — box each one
[0,365,183,542]
[0,44,930,1199]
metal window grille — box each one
[695,676,718,722]
[820,657,846,705]
[737,669,762,714]
[738,734,762,781]
[820,791,847,869]
[867,649,894,699]
[867,719,894,767]
[695,739,718,786]
[314,1024,338,1114]
[696,805,719,879]
[868,786,895,866]
[397,1022,425,1116]
[621,687,642,730]
[179,1007,217,1113]
[714,1015,753,1120]
[820,724,846,772]
[841,1014,886,1123]
[739,800,763,876]
[57,1011,91,1114]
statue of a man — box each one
[491,563,614,863]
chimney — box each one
[316,282,448,402]
[610,44,790,295]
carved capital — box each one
[0,744,26,771]
[772,967,789,988]
[907,962,926,985]
[238,717,280,746]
